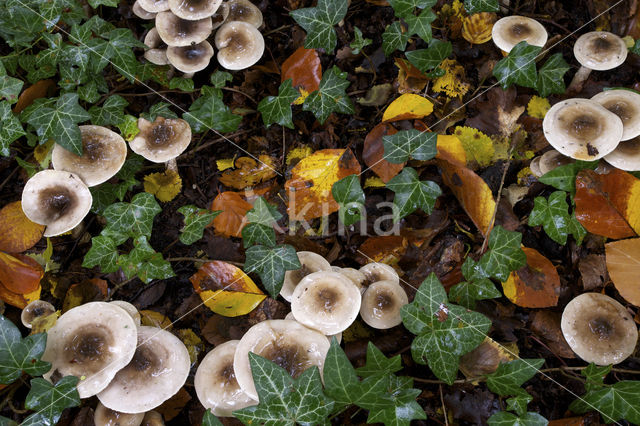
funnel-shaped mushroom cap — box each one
[285,312,342,343]
[137,0,169,12]
[167,41,214,73]
[359,262,400,286]
[538,149,573,176]
[109,300,141,326]
[281,251,331,302]
[561,293,638,365]
[542,98,623,160]
[604,136,640,171]
[143,28,170,66]
[21,300,55,329]
[226,0,262,28]
[41,302,137,398]
[215,21,264,70]
[195,340,256,417]
[233,320,330,400]
[169,0,222,20]
[21,170,92,237]
[591,89,640,141]
[129,116,192,163]
[156,12,213,47]
[52,126,127,187]
[94,402,144,426]
[491,16,548,53]
[98,326,191,413]
[360,280,408,329]
[133,1,157,19]
[573,31,627,71]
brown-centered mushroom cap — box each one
[359,262,400,286]
[591,89,640,141]
[129,116,192,163]
[334,267,367,294]
[491,16,548,53]
[51,125,127,187]
[573,31,627,71]
[360,280,408,329]
[21,300,55,329]
[168,0,222,20]
[233,319,330,400]
[133,0,157,19]
[166,40,214,73]
[194,340,256,417]
[538,149,573,176]
[94,402,144,426]
[604,136,640,171]
[97,326,191,413]
[155,12,213,47]
[41,302,137,398]
[290,271,362,335]
[542,98,623,160]
[280,251,331,302]
[21,170,92,237]
[561,292,638,365]
[226,0,262,28]
[214,21,264,70]
[144,28,170,66]
[137,0,169,13]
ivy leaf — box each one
[492,41,541,89]
[332,175,365,226]
[88,0,119,7]
[210,70,233,88]
[382,22,410,56]
[117,236,174,283]
[0,101,25,156]
[570,381,640,424]
[258,79,300,129]
[464,0,499,14]
[487,359,545,396]
[88,94,128,127]
[362,375,426,426]
[487,411,548,426]
[169,77,195,92]
[567,211,587,245]
[387,0,436,18]
[448,277,501,309]
[477,226,527,281]
[242,223,276,248]
[103,28,146,82]
[184,86,241,134]
[289,0,348,51]
[538,160,597,193]
[244,244,301,298]
[82,235,119,273]
[386,167,442,222]
[383,129,437,163]
[102,192,162,241]
[323,338,360,407]
[0,315,51,384]
[405,39,452,72]
[536,53,570,97]
[303,66,354,124]
[178,205,221,245]
[22,376,80,426]
[355,342,403,378]
[350,26,371,54]
[0,75,22,103]
[506,393,533,417]
[581,363,611,393]
[528,191,571,245]
[246,197,281,225]
[24,93,90,155]
[202,409,224,426]
[404,8,436,42]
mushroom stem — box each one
[567,66,592,93]
[165,158,178,172]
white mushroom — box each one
[225,0,262,28]
[491,16,548,53]
[166,41,214,73]
[94,402,144,426]
[334,267,367,294]
[591,89,640,141]
[568,31,628,93]
[137,0,169,13]
[129,116,192,163]
[155,11,213,47]
[210,2,229,29]
[280,251,331,302]
[21,300,55,329]
[359,262,400,287]
[109,300,141,326]
[214,21,264,70]
[285,312,342,343]
[537,149,573,176]
[604,136,640,171]
[132,1,157,19]
[360,280,408,329]
[143,28,170,66]
[168,0,222,20]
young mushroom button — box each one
[280,251,332,302]
[155,12,213,47]
[168,0,222,20]
[360,280,408,329]
[20,300,55,329]
[129,116,192,163]
[491,16,548,53]
[568,31,628,93]
[214,21,264,70]
[591,89,640,141]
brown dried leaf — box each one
[529,310,576,358]
[0,201,45,253]
[501,247,561,308]
[578,254,608,290]
[219,155,278,190]
[210,191,251,238]
[362,123,403,183]
[605,238,640,306]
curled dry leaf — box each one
[382,94,434,122]
[362,123,403,183]
[189,260,266,317]
[605,238,640,306]
[210,191,252,238]
[0,252,43,295]
[0,201,45,253]
[281,47,322,103]
[502,247,560,308]
[395,58,429,94]
[13,79,55,114]
[0,282,40,309]
[219,155,278,189]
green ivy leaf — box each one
[323,338,361,407]
[350,27,372,54]
[247,197,282,225]
[487,411,548,426]
[102,192,162,242]
[82,235,119,273]
[383,129,437,163]
[88,0,119,7]
[570,381,640,424]
[0,101,25,156]
[492,41,541,89]
[178,205,221,245]
[117,236,174,283]
[244,244,301,298]
[487,359,545,396]
[477,226,527,281]
[303,66,354,124]
[528,191,571,245]
[567,211,587,245]
[405,39,452,72]
[0,315,51,384]
[144,102,179,121]
[463,0,499,14]
[202,409,224,426]
[88,95,128,127]
[449,277,501,309]
[117,114,140,141]
[355,342,403,378]
[103,28,146,82]
[242,223,276,248]
[387,0,436,18]
[506,393,533,417]
[258,79,300,129]
[404,8,436,42]
[22,376,80,426]
[361,375,426,426]
[382,22,410,56]
[581,363,611,393]
[210,70,233,88]
[0,75,22,104]
[386,167,441,222]
[536,53,570,97]
[184,86,241,133]
[538,160,597,193]
[289,0,348,51]
[332,175,365,226]
[169,77,195,92]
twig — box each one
[166,257,244,267]
[440,384,449,426]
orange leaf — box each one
[219,155,278,189]
[502,247,561,308]
[0,281,40,309]
[382,94,434,122]
[574,169,637,239]
[0,201,45,253]
[438,159,496,236]
[285,149,361,221]
[0,252,43,294]
[210,191,252,238]
[362,123,403,183]
[357,236,408,265]
[190,261,266,317]
[605,238,640,307]
[13,79,55,114]
[281,47,322,95]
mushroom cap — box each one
[133,1,157,19]
[538,149,573,176]
[284,312,342,343]
[573,31,627,71]
[290,271,362,335]
[194,340,256,417]
[129,116,192,163]
[214,21,264,70]
[166,41,214,73]
[335,267,367,294]
[542,98,623,160]
[21,169,92,237]
[591,89,640,141]
[233,319,330,400]
[491,15,548,53]
[360,280,408,329]
[155,12,213,47]
[21,300,55,329]
[51,125,127,187]
[94,402,144,426]
[359,262,400,286]
[226,0,262,28]
[604,136,640,171]
[168,0,222,20]
[142,411,165,425]
[211,2,229,29]
[97,326,191,413]
[561,292,638,365]
[529,156,542,177]
[143,28,170,65]
[137,0,169,13]
[109,300,141,326]
[41,302,137,398]
[280,251,331,302]
[144,27,165,49]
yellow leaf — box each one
[293,88,311,105]
[216,158,236,171]
[143,169,182,202]
[502,247,560,308]
[364,176,386,188]
[432,59,471,98]
[31,310,59,334]
[453,126,496,168]
[286,145,314,166]
[176,328,203,363]
[140,310,172,329]
[0,201,44,253]
[527,96,551,119]
[436,134,467,166]
[219,155,277,189]
[33,139,54,168]
[382,94,433,122]
[462,12,496,44]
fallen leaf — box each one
[578,254,608,290]
[357,236,408,266]
[527,96,551,119]
[547,417,587,426]
[382,94,434,122]
[502,247,561,308]
[219,155,278,189]
[216,157,236,171]
[432,59,471,98]
[143,169,182,202]
[210,191,252,238]
[30,310,60,334]
[436,134,467,166]
[190,261,266,317]
[285,148,361,220]
[140,310,172,329]
[462,12,496,44]
[0,281,40,309]
[0,201,45,253]
[605,238,640,307]
[157,387,191,421]
[453,126,508,168]
[62,278,108,312]
[364,176,386,188]
[395,58,429,94]
[362,123,403,182]
[0,252,43,294]
[529,310,575,358]
[281,47,322,104]
[13,79,55,114]
[176,328,203,363]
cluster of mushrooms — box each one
[134,0,265,74]
[19,116,192,236]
